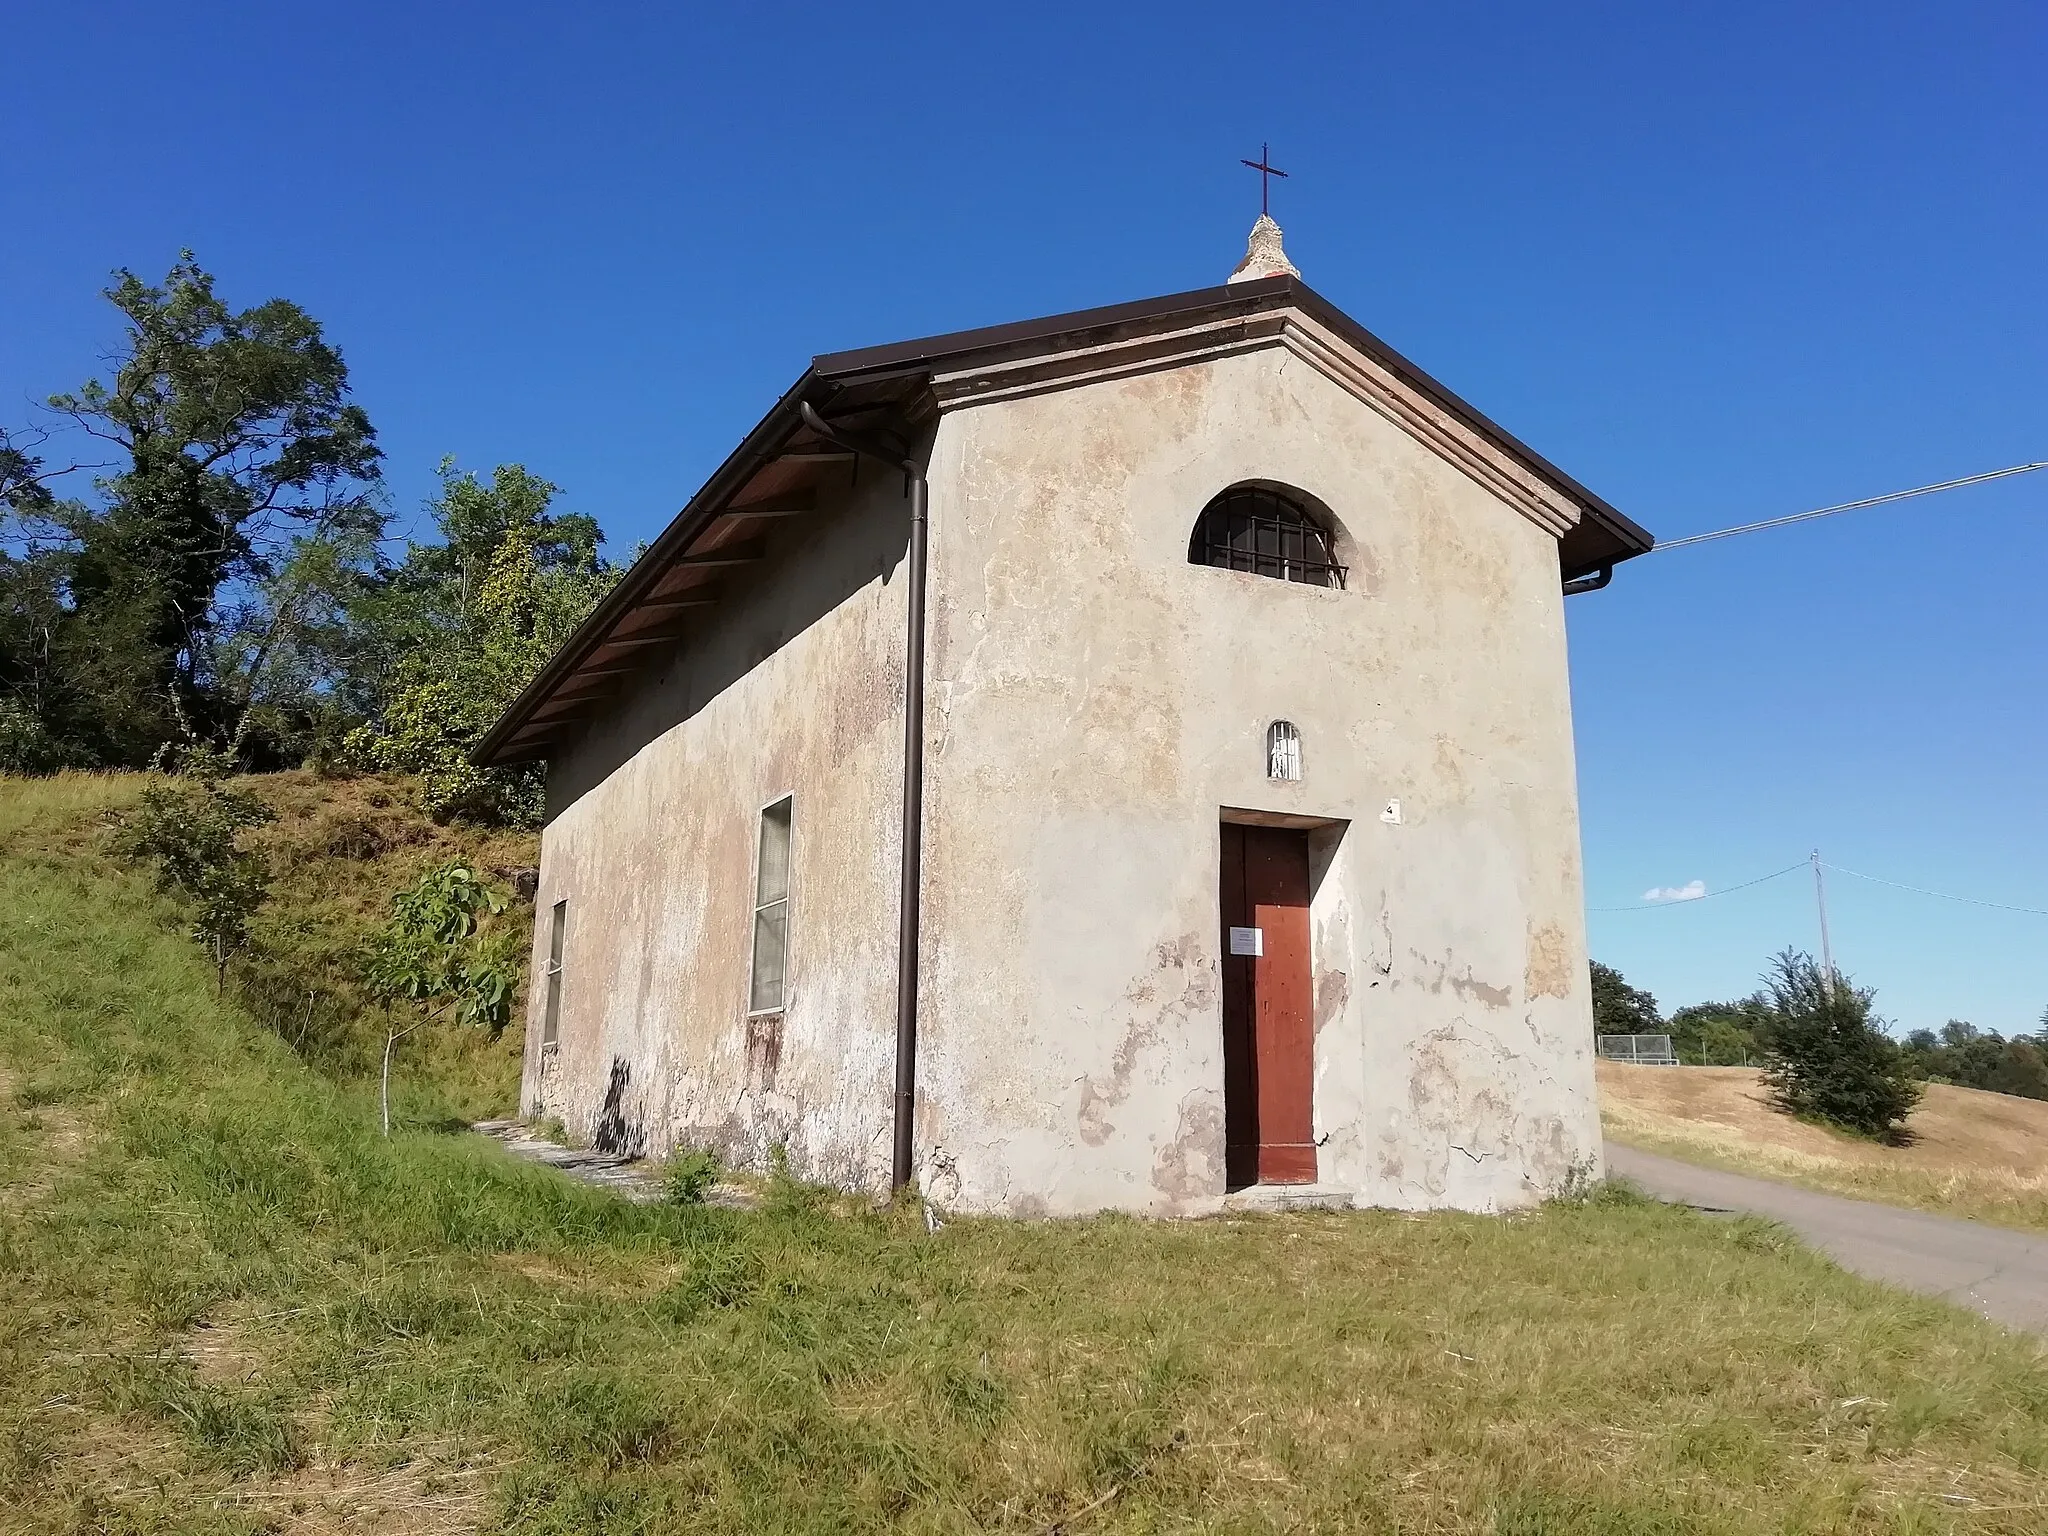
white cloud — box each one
[1642,880,1707,903]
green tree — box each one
[0,427,58,517]
[1900,1021,2048,1102]
[1668,997,1774,1065]
[362,861,520,1135]
[2,426,101,769]
[1589,960,1662,1037]
[4,254,382,767]
[346,462,617,824]
[1757,949,1920,1139]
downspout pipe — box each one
[797,401,929,1195]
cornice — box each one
[929,306,1582,539]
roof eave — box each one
[474,274,1653,766]
[813,273,1652,575]
[470,366,828,768]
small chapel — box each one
[475,209,1654,1217]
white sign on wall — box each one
[1228,925,1264,957]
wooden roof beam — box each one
[669,540,766,570]
[549,679,624,703]
[721,490,816,520]
[531,700,598,723]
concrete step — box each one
[1220,1183,1356,1213]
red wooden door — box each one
[1219,823,1316,1186]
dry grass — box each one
[1600,1062,2048,1232]
[201,1448,497,1536]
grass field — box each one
[5,774,2048,1533]
[1600,1062,2048,1234]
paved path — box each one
[472,1119,668,1202]
[472,1120,757,1207]
[1607,1142,2048,1337]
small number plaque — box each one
[1228,925,1264,957]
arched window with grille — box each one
[1188,484,1346,589]
[1267,720,1302,781]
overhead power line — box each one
[1823,863,2048,919]
[1589,862,1807,912]
[1590,859,2048,918]
[1650,461,2048,553]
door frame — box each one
[1217,809,1350,1190]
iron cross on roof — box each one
[1240,143,1289,216]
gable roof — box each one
[473,274,1652,768]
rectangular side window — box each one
[749,797,793,1013]
[541,899,567,1046]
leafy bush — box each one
[666,1148,722,1206]
[111,776,275,987]
[0,699,80,774]
[362,860,521,1132]
[1757,949,1920,1140]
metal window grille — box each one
[749,797,793,1014]
[1267,720,1302,781]
[1190,487,1346,589]
[541,899,566,1047]
[1596,1033,1678,1066]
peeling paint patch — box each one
[1313,969,1351,1035]
[1074,930,1216,1145]
[1077,1081,1116,1146]
[1448,971,1512,1009]
[1523,921,1573,999]
[745,1014,784,1092]
[1151,1096,1225,1203]
[1406,1021,1522,1196]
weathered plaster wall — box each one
[915,342,1601,1216]
[520,473,911,1190]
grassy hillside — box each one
[15,770,539,1124]
[1600,1062,2048,1233]
[5,775,2048,1533]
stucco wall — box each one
[521,471,911,1189]
[914,343,1601,1216]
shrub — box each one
[111,776,274,988]
[665,1148,722,1206]
[362,861,520,1133]
[1757,949,1920,1140]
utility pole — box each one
[1811,849,1836,997]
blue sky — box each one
[4,2,2043,1032]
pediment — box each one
[928,305,1581,540]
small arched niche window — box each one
[1189,484,1346,589]
[1267,720,1302,781]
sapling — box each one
[112,774,274,991]
[362,861,518,1135]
